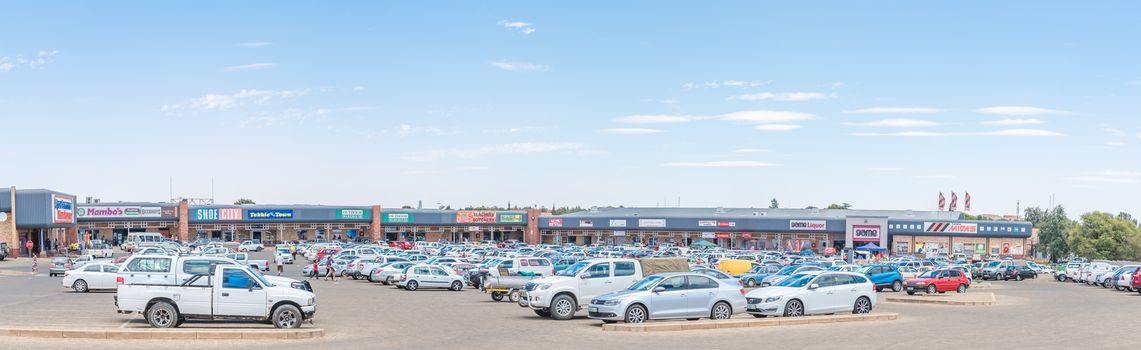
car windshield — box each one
[628,275,665,291]
[918,270,939,278]
[985,261,1002,268]
[776,266,798,275]
[559,261,592,276]
[247,268,274,287]
[776,273,815,287]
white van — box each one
[127,232,166,248]
[491,257,554,277]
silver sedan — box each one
[587,272,747,324]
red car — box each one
[388,241,413,250]
[904,268,971,295]
[1133,269,1141,294]
[315,247,342,262]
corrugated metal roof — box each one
[553,207,963,220]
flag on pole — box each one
[938,192,946,211]
[949,192,958,211]
[965,192,971,212]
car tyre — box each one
[624,304,647,324]
[853,296,872,314]
[906,291,916,295]
[746,279,757,287]
[384,277,393,285]
[891,280,902,292]
[491,292,505,301]
[450,281,463,291]
[1016,275,1023,281]
[783,299,803,317]
[602,320,618,324]
[72,279,89,293]
[146,302,179,328]
[926,284,936,294]
[406,280,419,291]
[550,295,577,320]
[711,302,732,320]
[752,314,767,318]
[508,291,521,303]
[272,304,302,329]
[956,284,967,293]
[533,309,552,317]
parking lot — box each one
[2,251,1140,350]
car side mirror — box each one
[580,273,591,279]
[247,280,254,292]
[653,286,666,293]
[808,283,819,290]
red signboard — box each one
[456,211,497,223]
[549,218,563,227]
[741,233,753,239]
[715,233,730,239]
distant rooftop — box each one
[554,207,963,220]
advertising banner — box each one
[195,208,219,221]
[852,225,881,242]
[789,220,827,231]
[609,219,627,227]
[742,233,753,239]
[579,220,593,227]
[336,209,370,220]
[220,208,241,220]
[549,218,563,227]
[456,211,497,223]
[613,230,626,236]
[247,209,294,220]
[499,214,524,223]
[383,213,413,223]
[51,194,74,224]
[701,232,716,238]
[76,206,166,219]
[698,220,737,227]
[924,222,978,234]
[715,233,730,239]
[638,219,666,228]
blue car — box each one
[860,264,904,292]
[738,265,782,287]
[759,265,825,287]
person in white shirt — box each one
[275,254,285,276]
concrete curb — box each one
[884,292,995,306]
[601,312,898,332]
[0,327,325,340]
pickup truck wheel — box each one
[272,304,302,329]
[551,295,577,320]
[72,279,89,293]
[891,281,902,292]
[147,302,179,328]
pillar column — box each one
[370,205,382,242]
[524,209,541,245]
[4,186,17,258]
[178,199,189,241]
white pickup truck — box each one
[116,265,316,328]
[225,252,269,272]
[518,258,688,320]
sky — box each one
[1,1,1139,218]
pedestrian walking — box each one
[309,259,319,279]
[31,253,38,274]
[275,254,285,276]
[324,256,336,281]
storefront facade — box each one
[379,210,529,243]
[0,187,78,257]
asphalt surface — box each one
[2,251,1140,349]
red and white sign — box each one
[698,220,736,227]
[852,225,881,242]
[924,222,978,234]
[715,233,730,239]
[789,220,826,231]
[741,233,753,239]
[579,220,593,227]
[219,208,242,221]
[548,218,563,227]
[51,194,74,224]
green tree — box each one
[1066,211,1141,260]
[234,198,256,205]
[769,198,779,209]
[1024,205,1075,261]
[826,203,851,210]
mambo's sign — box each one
[789,220,827,231]
[852,225,881,242]
[925,222,978,234]
[77,206,168,218]
[247,209,294,220]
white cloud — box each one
[401,142,582,162]
[163,89,310,113]
[1066,176,1139,184]
[844,118,945,128]
[754,124,802,131]
[663,161,777,168]
[404,165,489,175]
[975,106,1070,116]
[238,42,272,48]
[830,82,845,88]
[352,86,366,91]
[238,107,330,128]
[1091,170,1141,177]
[1105,142,1126,147]
[612,115,702,124]
[490,61,548,72]
[851,129,1062,137]
[395,124,455,137]
[720,110,816,124]
[222,63,278,72]
[682,80,769,90]
[914,175,955,179]
[868,167,902,172]
[733,148,771,153]
[498,20,536,34]
[981,118,1045,125]
[599,128,664,135]
[0,50,59,72]
[844,107,942,114]
[728,92,828,101]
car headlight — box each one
[537,283,552,290]
[603,299,622,306]
[307,297,316,305]
[764,296,782,303]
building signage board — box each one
[579,220,593,227]
[335,209,369,220]
[701,232,716,238]
[741,233,753,238]
[549,218,563,227]
[382,213,413,223]
[456,211,497,223]
[76,206,167,219]
[247,209,294,220]
[467,226,480,232]
[499,214,524,223]
[220,208,241,220]
[789,220,827,231]
[195,208,219,221]
[699,220,736,227]
[924,222,978,234]
[609,219,626,227]
[51,194,74,224]
[852,225,881,242]
[638,219,666,228]
[613,230,626,236]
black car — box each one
[1000,265,1036,281]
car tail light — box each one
[739,288,746,295]
[64,271,70,277]
[116,276,124,285]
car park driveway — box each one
[2,255,1141,350]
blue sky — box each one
[1,1,1139,217]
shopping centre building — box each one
[1,186,1034,259]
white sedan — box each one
[398,265,465,291]
[62,263,120,292]
[744,271,877,317]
